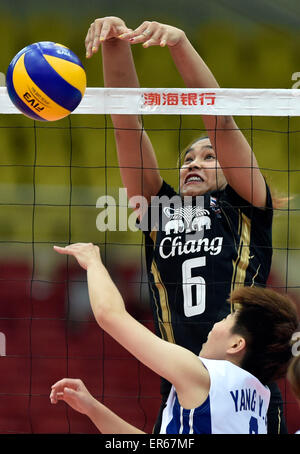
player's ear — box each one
[227,335,246,355]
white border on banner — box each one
[1,87,300,116]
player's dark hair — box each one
[287,355,300,401]
[229,287,299,384]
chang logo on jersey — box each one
[163,205,211,234]
[159,235,223,259]
[159,203,223,259]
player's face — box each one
[199,313,237,360]
[179,138,227,197]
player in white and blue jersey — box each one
[50,243,298,435]
[160,359,269,434]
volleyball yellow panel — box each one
[12,53,71,121]
[55,42,69,48]
[43,55,87,96]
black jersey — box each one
[141,180,273,369]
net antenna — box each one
[0,74,5,87]
[0,332,6,357]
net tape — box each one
[1,87,300,116]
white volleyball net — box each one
[0,86,299,434]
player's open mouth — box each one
[184,174,204,185]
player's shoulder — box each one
[199,357,259,383]
[219,183,273,226]
[154,180,178,198]
[198,358,243,381]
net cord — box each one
[1,87,300,116]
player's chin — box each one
[199,342,207,355]
[180,183,206,197]
[199,349,208,358]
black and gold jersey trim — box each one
[150,230,176,344]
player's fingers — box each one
[134,21,152,36]
[51,378,71,389]
[86,43,93,59]
[50,391,65,403]
[98,20,113,43]
[159,31,169,47]
[66,242,96,252]
[89,22,96,48]
[120,21,150,41]
[142,38,157,48]
[63,387,76,398]
[54,243,96,255]
[92,20,104,54]
[56,392,65,400]
[50,382,70,403]
[53,243,84,251]
[116,25,131,37]
[143,25,173,48]
[142,29,163,48]
[49,389,58,404]
[129,30,153,45]
[53,245,75,255]
[130,22,164,46]
[85,27,94,58]
[62,242,92,249]
[51,378,81,390]
[84,27,91,49]
[118,30,133,40]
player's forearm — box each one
[101,38,141,128]
[101,38,161,200]
[169,34,232,130]
[87,261,126,325]
[169,34,219,90]
[86,396,145,434]
[102,38,139,87]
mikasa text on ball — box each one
[6,42,86,121]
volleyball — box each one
[6,41,86,121]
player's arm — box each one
[85,17,162,209]
[121,22,267,208]
[54,244,209,409]
[50,378,145,434]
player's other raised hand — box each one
[119,21,185,48]
[85,16,131,58]
[54,243,101,270]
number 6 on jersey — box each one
[182,257,206,317]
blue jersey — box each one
[160,358,270,434]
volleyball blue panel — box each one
[6,58,45,121]
[8,43,35,68]
[39,43,85,69]
[24,50,82,112]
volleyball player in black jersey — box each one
[85,17,285,433]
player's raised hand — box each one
[50,378,95,415]
[53,243,101,270]
[119,21,185,48]
[85,16,131,58]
